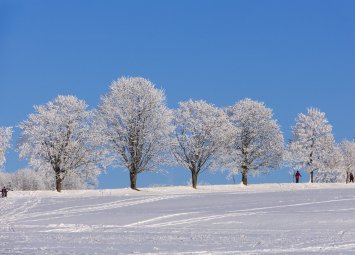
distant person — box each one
[295,171,301,183]
[350,173,354,183]
[1,187,8,198]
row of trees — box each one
[0,168,90,191]
[1,77,354,191]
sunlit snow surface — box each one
[1,184,355,254]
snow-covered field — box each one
[1,184,355,254]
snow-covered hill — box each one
[1,183,355,254]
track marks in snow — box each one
[2,187,355,255]
[0,196,41,228]
[227,196,355,214]
[124,196,355,228]
[14,194,189,223]
[127,211,262,228]
[123,212,201,227]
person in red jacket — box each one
[295,171,301,183]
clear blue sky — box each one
[1,0,355,188]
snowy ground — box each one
[1,183,355,255]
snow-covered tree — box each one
[0,171,10,188]
[314,145,343,183]
[0,127,12,169]
[225,99,284,185]
[18,95,106,192]
[287,108,335,183]
[171,100,233,189]
[33,164,99,190]
[94,77,173,190]
[10,168,46,191]
[338,140,355,183]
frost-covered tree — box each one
[94,77,173,190]
[10,168,46,191]
[0,171,10,189]
[287,108,335,183]
[314,145,343,183]
[172,100,233,189]
[225,99,284,185]
[18,95,105,192]
[338,140,355,183]
[33,164,99,190]
[0,127,12,169]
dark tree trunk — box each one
[242,166,248,185]
[55,175,63,192]
[309,154,314,183]
[191,171,198,189]
[346,171,350,184]
[54,165,64,192]
[130,172,139,191]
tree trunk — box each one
[55,176,63,192]
[191,171,198,189]
[242,166,248,185]
[308,155,314,183]
[130,172,139,190]
[346,171,350,184]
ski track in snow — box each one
[11,194,189,224]
[123,196,355,228]
[1,184,355,254]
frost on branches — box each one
[18,95,105,192]
[94,77,173,190]
[0,127,12,169]
[225,99,284,185]
[314,145,343,183]
[9,168,46,191]
[287,108,335,183]
[171,100,233,189]
[338,140,355,183]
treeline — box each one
[0,77,354,192]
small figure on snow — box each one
[350,173,354,183]
[1,186,8,198]
[295,171,301,183]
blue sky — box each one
[1,0,355,188]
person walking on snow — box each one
[350,173,354,183]
[1,187,8,198]
[295,171,301,183]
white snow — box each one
[1,183,355,254]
